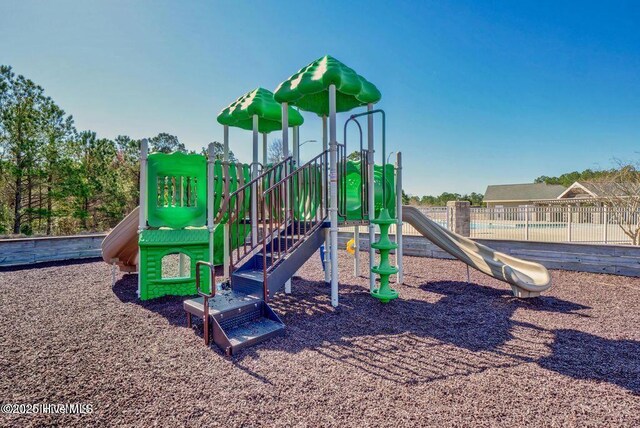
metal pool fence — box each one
[340,205,639,245]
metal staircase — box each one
[184,152,329,355]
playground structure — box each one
[102,55,551,355]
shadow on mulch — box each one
[112,273,189,329]
[539,329,640,395]
[111,274,640,394]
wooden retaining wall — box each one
[1,232,639,277]
[338,232,640,277]
[0,234,107,267]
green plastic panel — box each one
[138,228,211,300]
[340,161,395,222]
[217,87,304,133]
[147,152,207,229]
[292,165,323,220]
[274,55,381,116]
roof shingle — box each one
[484,183,567,202]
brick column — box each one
[447,201,471,237]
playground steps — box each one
[183,289,284,355]
[186,220,327,355]
[231,221,328,300]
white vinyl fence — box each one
[468,205,634,244]
[342,205,639,245]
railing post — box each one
[322,116,331,284]
[329,84,339,307]
[567,205,572,242]
[137,138,148,297]
[445,206,451,230]
[603,205,608,244]
[525,204,530,241]
[223,222,230,279]
[207,143,215,278]
[367,103,376,292]
[251,115,259,247]
[354,226,360,277]
[396,152,403,285]
[282,103,292,294]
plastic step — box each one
[183,290,261,318]
[231,268,264,297]
[214,299,285,355]
[224,317,285,350]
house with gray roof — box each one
[557,181,637,200]
[483,180,637,223]
[483,183,567,208]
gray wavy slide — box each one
[402,206,552,297]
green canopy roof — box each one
[217,87,304,133]
[273,55,381,116]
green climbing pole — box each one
[370,208,399,303]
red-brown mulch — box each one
[1,252,639,427]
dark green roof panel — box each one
[217,87,303,134]
[274,55,381,116]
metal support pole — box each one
[367,103,375,292]
[396,152,403,284]
[223,125,229,162]
[293,126,299,167]
[282,103,292,294]
[138,138,149,297]
[354,226,360,276]
[251,116,259,246]
[329,85,339,307]
[223,223,230,279]
[262,132,267,167]
[207,143,215,272]
[322,115,330,284]
[282,104,289,159]
[466,264,470,283]
[293,124,301,279]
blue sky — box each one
[1,1,638,195]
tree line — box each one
[6,65,632,237]
[534,168,612,187]
[402,190,484,207]
[0,66,233,237]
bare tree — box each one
[589,161,640,245]
[268,139,285,164]
[347,150,361,161]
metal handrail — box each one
[232,156,293,197]
[263,150,329,195]
[195,260,215,345]
[349,109,387,204]
[342,117,369,220]
[226,156,293,273]
[260,150,329,301]
[195,260,216,298]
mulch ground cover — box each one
[1,251,639,427]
